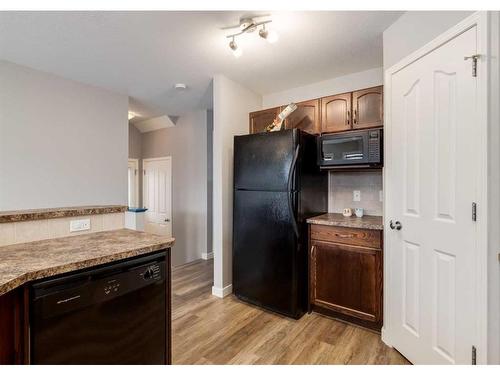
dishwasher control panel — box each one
[104,279,120,295]
[142,264,161,280]
[100,261,164,298]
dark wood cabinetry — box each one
[352,86,383,129]
[309,224,383,330]
[250,85,383,135]
[284,99,320,135]
[249,107,280,134]
[320,93,351,133]
[0,288,28,365]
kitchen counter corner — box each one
[0,229,175,296]
[307,213,383,230]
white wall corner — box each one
[212,284,233,298]
[201,251,214,260]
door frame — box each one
[383,11,489,363]
[128,158,139,208]
[142,156,173,233]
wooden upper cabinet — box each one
[352,86,383,129]
[284,99,320,135]
[249,107,280,134]
[320,93,352,133]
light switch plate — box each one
[70,218,91,232]
[353,190,361,202]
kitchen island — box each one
[0,229,174,364]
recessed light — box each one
[174,83,187,90]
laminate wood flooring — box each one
[172,259,409,365]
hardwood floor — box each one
[172,259,410,365]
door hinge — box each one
[472,345,477,365]
[143,170,146,176]
[464,54,480,77]
[472,202,477,221]
[134,169,137,176]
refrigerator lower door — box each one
[233,189,302,318]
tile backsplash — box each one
[328,171,383,216]
[0,213,125,247]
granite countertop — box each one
[307,213,383,230]
[0,229,175,296]
[0,205,127,223]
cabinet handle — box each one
[353,109,357,124]
[311,245,316,257]
[335,233,354,238]
[347,110,350,126]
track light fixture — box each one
[229,36,242,58]
[224,16,279,57]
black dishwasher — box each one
[30,251,167,364]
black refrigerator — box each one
[233,129,328,319]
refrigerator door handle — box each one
[287,144,300,238]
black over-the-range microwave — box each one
[317,128,383,169]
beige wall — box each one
[141,111,208,267]
[128,123,143,206]
[0,61,128,211]
[383,11,473,69]
[212,75,262,296]
[0,213,125,247]
[129,123,142,159]
[262,67,383,108]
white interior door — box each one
[386,26,478,364]
[143,157,172,237]
[127,159,139,208]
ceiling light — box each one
[224,16,277,56]
[258,24,279,43]
[174,83,187,90]
[229,37,242,58]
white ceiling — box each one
[0,11,402,119]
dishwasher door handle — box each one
[56,295,81,304]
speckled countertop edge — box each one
[307,213,383,230]
[0,205,127,223]
[0,229,174,296]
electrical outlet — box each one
[70,218,91,232]
[353,190,361,202]
[379,190,383,202]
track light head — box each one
[229,38,242,58]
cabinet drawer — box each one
[310,224,381,249]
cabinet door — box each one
[310,241,382,323]
[284,99,320,134]
[320,93,352,133]
[249,107,280,134]
[352,86,383,129]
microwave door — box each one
[322,134,368,165]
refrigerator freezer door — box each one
[234,130,297,191]
[233,189,302,318]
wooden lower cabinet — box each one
[309,224,383,330]
[0,287,28,364]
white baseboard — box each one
[212,284,233,298]
[201,251,214,260]
[381,327,392,347]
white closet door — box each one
[386,26,478,364]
